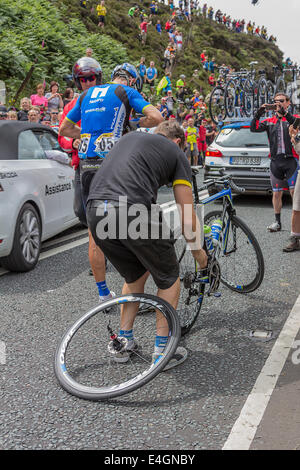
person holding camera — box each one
[45,81,64,113]
[250,93,299,232]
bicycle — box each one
[54,171,264,400]
[224,69,253,119]
[175,168,265,336]
[208,67,229,125]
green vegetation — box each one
[0,0,285,104]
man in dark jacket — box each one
[250,93,299,232]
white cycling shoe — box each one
[99,291,116,312]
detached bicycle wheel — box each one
[204,211,264,293]
[174,234,205,336]
[54,294,181,400]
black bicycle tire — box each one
[204,211,264,293]
[174,235,205,336]
[257,77,268,107]
[242,78,254,118]
[209,86,225,125]
[275,76,286,95]
[266,80,275,104]
[224,79,236,118]
[54,293,181,400]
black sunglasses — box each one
[79,75,96,83]
[274,99,286,103]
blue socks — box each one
[119,329,134,342]
[96,281,110,297]
[154,336,168,354]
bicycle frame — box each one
[192,172,237,258]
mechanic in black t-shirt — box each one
[86,121,207,369]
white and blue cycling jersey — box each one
[66,83,151,159]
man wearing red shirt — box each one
[140,18,151,45]
[58,57,110,296]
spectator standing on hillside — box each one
[165,89,176,115]
[128,5,139,18]
[176,74,185,90]
[208,73,215,87]
[156,19,162,34]
[159,97,169,119]
[197,119,206,166]
[27,108,40,123]
[30,83,48,116]
[45,81,64,113]
[146,61,157,95]
[209,57,215,73]
[176,101,188,124]
[49,109,60,131]
[7,110,18,121]
[163,47,171,72]
[140,17,151,45]
[62,88,74,108]
[175,30,183,50]
[97,0,107,28]
[205,118,217,146]
[185,117,199,165]
[17,97,31,121]
[137,57,147,91]
[165,19,171,32]
[163,72,172,94]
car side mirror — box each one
[45,150,70,165]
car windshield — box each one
[215,127,269,148]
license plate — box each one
[230,156,261,165]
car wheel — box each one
[0,203,41,272]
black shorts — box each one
[270,157,299,191]
[86,200,179,290]
[79,157,104,209]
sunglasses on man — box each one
[79,75,96,83]
[274,99,286,103]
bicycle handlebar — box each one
[200,172,245,194]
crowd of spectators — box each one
[1,0,296,167]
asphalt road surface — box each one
[0,183,299,451]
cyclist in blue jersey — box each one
[59,62,163,304]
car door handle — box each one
[57,173,66,179]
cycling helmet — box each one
[111,63,138,87]
[72,57,102,90]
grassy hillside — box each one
[0,0,285,103]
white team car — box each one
[0,121,78,272]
